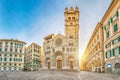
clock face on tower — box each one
[55,38,62,46]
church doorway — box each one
[68,56,74,69]
[56,54,63,69]
[48,62,50,69]
[57,60,62,69]
[70,61,73,69]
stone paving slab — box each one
[0,70,120,80]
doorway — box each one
[48,62,50,69]
[57,60,62,69]
[70,61,73,69]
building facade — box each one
[0,39,26,72]
[80,23,104,72]
[43,7,79,70]
[25,43,42,71]
[101,0,120,74]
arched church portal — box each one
[68,56,74,69]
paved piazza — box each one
[0,70,120,80]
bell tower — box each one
[64,7,79,70]
[64,6,79,39]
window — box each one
[119,46,120,55]
[10,48,12,52]
[104,26,106,30]
[20,49,22,53]
[107,50,111,57]
[0,42,2,47]
[47,41,50,43]
[0,48,2,52]
[69,43,73,46]
[10,54,12,56]
[118,36,120,42]
[11,43,13,45]
[112,49,115,56]
[114,24,118,32]
[110,18,113,23]
[112,40,114,45]
[108,20,110,26]
[9,63,12,66]
[4,58,7,61]
[53,49,55,53]
[15,49,17,52]
[72,17,75,20]
[106,31,109,38]
[105,52,108,59]
[62,48,65,52]
[4,63,6,66]
[5,48,7,52]
[116,11,119,17]
[69,36,73,39]
[0,58,2,61]
[5,42,8,44]
[4,54,7,56]
[68,17,71,20]
[9,58,12,61]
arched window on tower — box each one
[68,17,71,20]
[72,17,75,20]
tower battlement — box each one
[65,6,79,13]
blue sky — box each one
[0,0,112,58]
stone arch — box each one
[68,56,74,69]
[54,51,63,57]
[55,51,63,69]
[115,63,120,69]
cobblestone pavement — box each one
[0,70,120,80]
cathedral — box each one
[43,7,79,70]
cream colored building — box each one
[0,39,26,72]
[43,7,79,70]
[25,43,42,71]
[80,23,104,72]
[101,0,120,74]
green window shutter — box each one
[108,21,110,25]
[9,58,12,61]
[110,18,113,23]
[118,36,120,42]
[110,50,112,57]
[106,52,108,58]
[112,49,115,56]
[114,24,118,32]
[119,46,120,55]
[4,58,7,61]
[104,26,106,30]
[106,31,109,38]
[112,40,114,45]
[116,11,119,17]
[0,48,2,52]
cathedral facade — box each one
[43,7,79,70]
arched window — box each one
[68,17,71,20]
[72,17,75,20]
